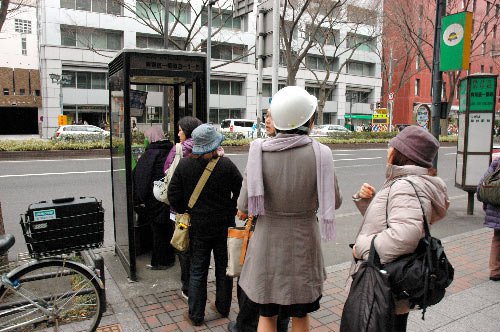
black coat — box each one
[167,156,242,238]
[133,140,173,221]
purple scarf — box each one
[246,134,337,241]
[163,138,194,173]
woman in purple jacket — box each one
[163,116,203,173]
[477,157,500,281]
[164,116,202,299]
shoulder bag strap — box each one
[385,178,430,238]
[176,142,183,157]
[187,157,220,209]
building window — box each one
[35,90,41,96]
[210,80,244,96]
[305,54,337,71]
[136,1,190,24]
[19,88,26,95]
[201,7,241,30]
[203,43,247,62]
[62,70,108,89]
[3,88,9,95]
[490,66,494,73]
[209,108,242,124]
[14,19,31,33]
[416,55,420,70]
[493,25,497,39]
[418,5,423,18]
[61,0,121,15]
[136,34,163,49]
[346,34,375,52]
[60,26,123,50]
[346,90,370,103]
[307,25,337,46]
[262,83,286,97]
[486,1,492,14]
[496,4,500,18]
[21,37,27,55]
[482,42,486,55]
[347,5,377,26]
[415,79,420,96]
[346,61,374,76]
[480,64,484,73]
[473,0,476,11]
[484,22,488,36]
[305,86,334,101]
[461,0,465,9]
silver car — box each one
[54,125,110,139]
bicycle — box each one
[0,197,106,331]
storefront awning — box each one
[344,114,372,120]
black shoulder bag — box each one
[340,237,395,332]
[383,180,454,320]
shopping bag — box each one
[226,216,254,277]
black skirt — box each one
[253,296,322,318]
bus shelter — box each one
[108,49,207,280]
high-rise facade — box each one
[37,0,382,138]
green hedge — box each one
[0,134,458,152]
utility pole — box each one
[271,0,279,95]
[207,1,218,124]
[162,0,170,134]
[256,7,265,138]
[430,0,446,167]
[388,47,394,132]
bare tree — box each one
[114,0,254,65]
[384,0,500,115]
[279,0,381,124]
[0,0,31,32]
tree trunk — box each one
[0,0,10,33]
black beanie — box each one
[178,116,202,139]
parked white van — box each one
[220,119,262,138]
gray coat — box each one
[238,142,342,305]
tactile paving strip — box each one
[96,323,123,332]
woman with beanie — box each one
[163,116,202,298]
[168,124,242,327]
[237,86,342,332]
[163,116,203,173]
[477,157,500,282]
[133,126,175,270]
[349,126,450,331]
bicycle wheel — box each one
[0,259,103,332]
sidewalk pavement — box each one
[96,222,500,332]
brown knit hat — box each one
[389,126,439,168]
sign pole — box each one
[430,0,446,168]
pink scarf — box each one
[246,134,337,241]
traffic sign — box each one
[388,92,394,100]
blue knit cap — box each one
[191,124,224,155]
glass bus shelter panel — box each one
[109,66,136,280]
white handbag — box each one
[153,143,183,204]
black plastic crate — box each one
[21,197,105,257]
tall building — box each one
[37,0,382,138]
[0,0,42,135]
[382,0,499,128]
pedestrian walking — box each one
[163,116,203,300]
[477,157,500,282]
[133,126,175,270]
[227,108,290,332]
[349,125,450,331]
[237,86,342,332]
[168,124,242,326]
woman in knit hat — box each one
[168,124,243,327]
[348,125,450,331]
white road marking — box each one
[0,170,111,178]
[0,157,110,163]
[445,152,457,155]
[334,157,382,162]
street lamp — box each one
[49,73,64,138]
[206,0,218,124]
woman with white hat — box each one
[237,86,342,332]
[168,124,243,327]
